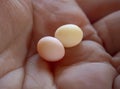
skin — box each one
[0,0,120,89]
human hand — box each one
[0,0,120,89]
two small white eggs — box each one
[37,24,83,62]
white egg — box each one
[37,36,65,62]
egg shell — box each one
[37,36,65,62]
[55,24,83,48]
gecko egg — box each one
[55,24,83,48]
[37,36,65,62]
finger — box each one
[0,68,24,89]
[94,11,120,55]
[114,75,120,89]
[55,63,117,89]
[76,0,120,23]
[32,0,101,44]
[23,54,56,89]
[112,52,120,68]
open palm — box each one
[0,0,120,89]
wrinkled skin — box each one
[0,0,120,89]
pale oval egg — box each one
[55,24,83,48]
[37,36,65,62]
